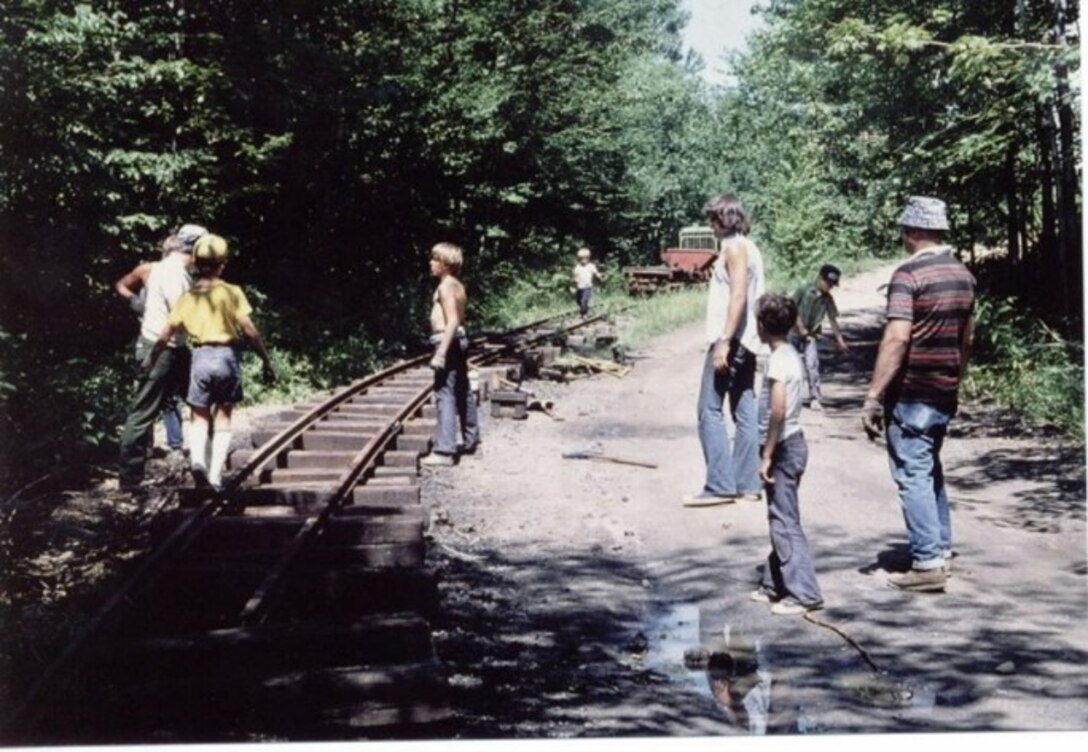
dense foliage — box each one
[0,0,1080,492]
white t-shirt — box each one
[704,235,765,352]
[758,344,804,445]
[572,262,599,290]
[140,253,192,346]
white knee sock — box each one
[209,430,232,487]
[190,422,210,470]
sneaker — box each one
[682,490,736,507]
[458,443,481,456]
[750,587,779,604]
[191,464,213,489]
[887,567,947,592]
[770,598,823,616]
[421,453,456,467]
[736,491,763,502]
[942,551,955,577]
[809,400,823,412]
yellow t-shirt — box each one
[168,281,252,345]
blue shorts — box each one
[187,345,243,408]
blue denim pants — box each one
[575,287,592,316]
[885,401,953,570]
[431,334,480,455]
[788,333,822,403]
[696,342,760,495]
[760,432,822,605]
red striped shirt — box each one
[885,248,976,408]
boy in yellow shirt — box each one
[145,234,275,490]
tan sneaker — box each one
[682,491,736,507]
[750,587,778,604]
[771,598,823,616]
[421,453,456,467]
[887,567,947,592]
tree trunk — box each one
[1004,146,1021,264]
[1052,0,1081,326]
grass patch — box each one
[962,294,1084,441]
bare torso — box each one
[431,276,466,333]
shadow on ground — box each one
[428,530,1088,737]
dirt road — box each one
[425,264,1088,737]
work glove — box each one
[430,353,447,371]
[129,296,145,315]
[861,397,885,440]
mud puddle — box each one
[643,602,944,733]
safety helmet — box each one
[193,234,229,263]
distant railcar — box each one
[623,226,718,294]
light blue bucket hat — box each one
[898,196,949,231]
[176,223,209,250]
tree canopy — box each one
[0,0,1080,491]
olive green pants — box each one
[118,339,190,486]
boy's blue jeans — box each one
[788,333,822,403]
[696,342,760,496]
[885,400,953,570]
[760,432,822,605]
[163,397,184,450]
[575,287,592,316]
[431,334,480,455]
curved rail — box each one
[5,306,616,739]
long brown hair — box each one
[703,194,751,237]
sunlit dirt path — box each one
[425,264,1088,738]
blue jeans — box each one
[696,343,760,495]
[885,401,953,570]
[163,396,184,450]
[575,287,592,316]
[760,432,822,605]
[788,333,822,402]
[432,335,480,455]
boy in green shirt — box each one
[790,264,849,410]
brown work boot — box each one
[887,567,947,593]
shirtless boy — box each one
[421,242,480,466]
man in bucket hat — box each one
[117,223,206,491]
[861,196,976,592]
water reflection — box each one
[663,603,938,734]
[702,625,773,733]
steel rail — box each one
[234,308,606,626]
[4,306,609,736]
[238,380,435,627]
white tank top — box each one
[704,235,765,352]
[140,254,191,346]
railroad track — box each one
[2,309,614,744]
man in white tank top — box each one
[684,194,765,506]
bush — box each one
[963,295,1085,440]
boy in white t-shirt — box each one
[750,293,824,615]
[570,247,604,317]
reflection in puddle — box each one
[702,624,773,733]
[647,603,939,734]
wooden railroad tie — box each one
[490,389,529,419]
